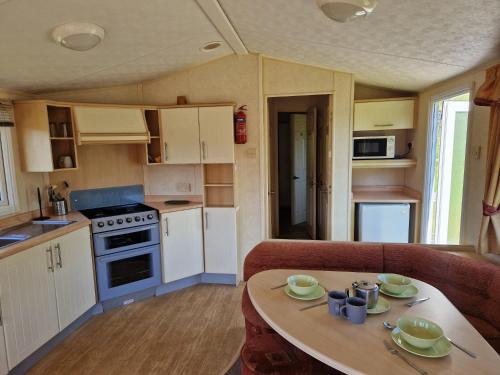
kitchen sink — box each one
[31,219,75,225]
[0,220,75,250]
[0,236,28,249]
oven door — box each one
[93,223,160,256]
[353,138,390,159]
[95,245,161,301]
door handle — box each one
[293,176,299,180]
[55,243,62,268]
[164,142,168,161]
[165,217,169,236]
[201,141,207,160]
[46,246,54,272]
[205,212,208,230]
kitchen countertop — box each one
[145,195,203,214]
[0,211,90,260]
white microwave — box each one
[353,136,395,159]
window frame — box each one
[0,126,18,217]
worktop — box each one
[0,211,90,260]
[145,195,203,214]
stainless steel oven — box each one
[353,136,395,159]
[93,223,160,256]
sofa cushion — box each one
[244,240,384,281]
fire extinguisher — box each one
[234,105,247,144]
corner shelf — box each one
[144,109,162,165]
[352,158,417,169]
[48,105,78,171]
[203,164,236,207]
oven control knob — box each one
[135,216,141,222]
[126,217,133,223]
[147,214,154,220]
[117,218,124,224]
[97,222,105,228]
[107,220,114,226]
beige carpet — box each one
[28,283,245,375]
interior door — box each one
[161,108,201,164]
[306,107,318,239]
[268,101,279,237]
[290,114,307,225]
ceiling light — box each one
[200,41,223,52]
[52,22,105,51]
[317,0,377,23]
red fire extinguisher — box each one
[234,105,247,144]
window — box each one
[0,127,17,216]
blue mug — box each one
[328,291,348,317]
[340,297,367,324]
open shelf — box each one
[203,164,235,207]
[204,185,234,207]
[144,109,162,164]
[352,158,417,169]
[203,164,234,184]
[47,105,77,170]
[145,109,160,137]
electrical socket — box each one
[176,182,191,193]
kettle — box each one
[352,280,380,309]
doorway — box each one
[424,91,471,244]
[268,95,330,240]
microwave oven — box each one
[353,136,395,159]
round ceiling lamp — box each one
[52,22,105,51]
[317,0,377,23]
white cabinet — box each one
[0,227,95,369]
[199,106,235,164]
[354,98,416,131]
[52,227,96,330]
[0,318,9,375]
[161,208,204,283]
[161,108,201,164]
[203,207,238,274]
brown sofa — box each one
[240,241,500,374]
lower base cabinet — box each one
[0,226,95,370]
[0,326,8,375]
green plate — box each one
[367,296,391,314]
[380,284,419,298]
[391,327,452,358]
[284,285,326,301]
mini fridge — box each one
[357,203,410,243]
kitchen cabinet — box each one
[0,322,8,375]
[199,106,235,163]
[203,207,238,275]
[161,208,204,283]
[0,227,95,368]
[160,108,201,164]
[354,98,416,131]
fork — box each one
[383,340,428,375]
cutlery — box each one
[299,301,328,311]
[383,322,477,358]
[406,297,430,307]
[270,283,287,290]
[383,340,428,375]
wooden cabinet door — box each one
[53,227,96,330]
[199,106,235,163]
[161,108,201,164]
[0,326,8,375]
[0,242,59,368]
[161,209,204,283]
[354,99,415,131]
[203,208,237,274]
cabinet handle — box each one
[202,141,207,160]
[373,123,394,127]
[55,243,62,268]
[205,212,208,230]
[164,142,168,161]
[165,217,169,236]
[46,246,54,272]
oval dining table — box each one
[247,269,500,375]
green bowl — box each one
[287,275,318,296]
[377,273,412,295]
[397,316,444,349]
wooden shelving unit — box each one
[203,164,236,207]
[145,109,162,165]
[47,105,77,171]
[352,158,417,169]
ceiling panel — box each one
[219,0,500,91]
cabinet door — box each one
[53,227,96,330]
[161,209,204,283]
[0,326,8,375]
[199,106,235,163]
[161,108,201,164]
[354,99,415,131]
[0,242,59,368]
[203,208,237,274]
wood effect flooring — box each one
[28,283,245,375]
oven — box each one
[353,135,395,159]
[93,223,160,256]
[95,244,161,301]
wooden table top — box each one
[247,269,500,375]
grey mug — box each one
[328,291,348,317]
[340,297,367,324]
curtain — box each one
[474,64,500,255]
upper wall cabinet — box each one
[73,106,149,145]
[199,106,235,164]
[14,101,78,172]
[354,98,417,131]
[160,108,201,164]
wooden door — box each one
[53,227,96,330]
[161,108,201,164]
[199,106,235,163]
[306,107,317,239]
[0,242,59,368]
[161,208,204,283]
[268,101,279,238]
[203,207,237,274]
[0,326,7,375]
[290,114,307,225]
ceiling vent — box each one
[317,0,377,23]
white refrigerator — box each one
[358,203,410,243]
